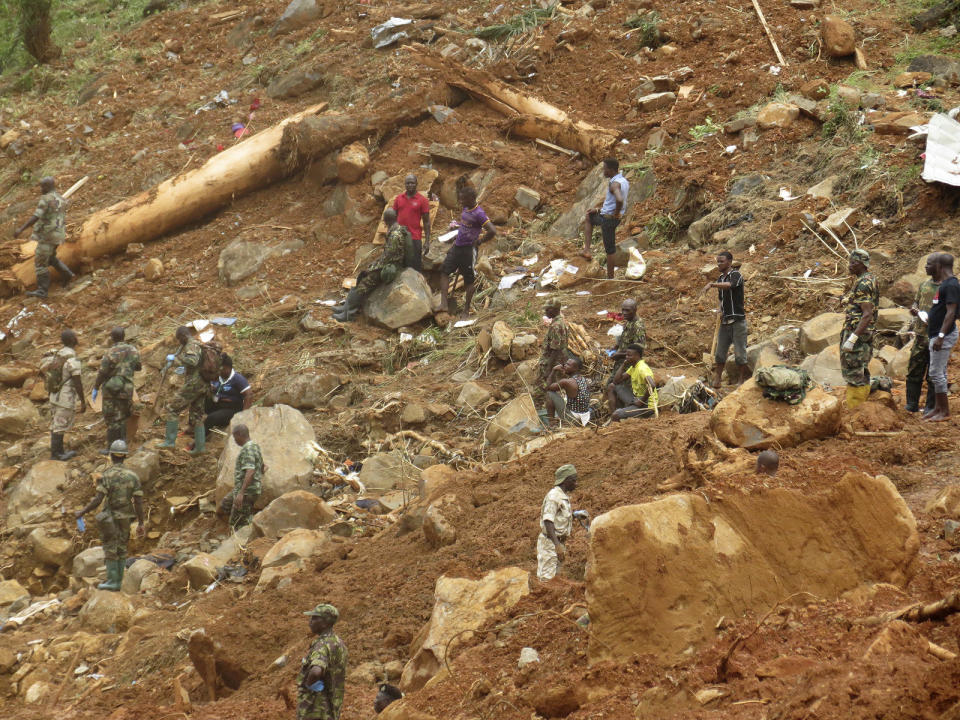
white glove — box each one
[841,333,858,352]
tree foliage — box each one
[17,0,62,64]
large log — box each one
[9,93,452,291]
[412,49,619,160]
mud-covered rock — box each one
[400,567,530,691]
[586,472,918,661]
[822,15,855,57]
[491,321,515,361]
[214,405,316,510]
[365,269,434,329]
[256,528,332,589]
[337,142,370,184]
[359,450,422,492]
[799,312,845,355]
[925,485,960,519]
[757,102,799,129]
[710,378,841,449]
[423,494,459,548]
[419,464,457,501]
[801,344,884,387]
[485,393,541,445]
[28,528,73,568]
[0,365,34,387]
[0,579,30,613]
[122,558,162,595]
[184,553,220,588]
[0,395,40,436]
[263,373,342,409]
[72,546,106,580]
[6,460,68,525]
[252,490,336,538]
[457,381,492,408]
[79,590,134,633]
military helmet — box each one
[109,439,129,456]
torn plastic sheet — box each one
[922,111,960,186]
[371,17,413,48]
[498,273,527,290]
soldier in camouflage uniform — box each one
[839,249,879,407]
[158,326,210,454]
[75,439,145,591]
[94,326,142,453]
[537,298,569,391]
[333,208,409,322]
[297,603,348,720]
[14,176,76,298]
[218,424,265,529]
[605,299,646,408]
[905,267,939,413]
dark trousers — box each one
[204,398,242,431]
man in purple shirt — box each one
[439,186,496,319]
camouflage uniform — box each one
[165,339,210,425]
[608,316,647,385]
[537,315,569,388]
[354,225,409,298]
[840,271,879,386]
[297,631,348,720]
[220,440,264,529]
[96,342,142,437]
[31,191,70,282]
[47,346,82,433]
[95,465,143,565]
[906,278,939,388]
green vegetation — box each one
[624,11,664,49]
[689,117,722,141]
[893,162,923,191]
[474,4,557,40]
[821,86,865,143]
[645,214,680,247]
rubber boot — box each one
[738,363,752,385]
[845,384,870,409]
[99,428,117,455]
[52,257,75,286]
[158,419,179,448]
[26,272,51,298]
[97,560,122,591]
[905,379,922,412]
[51,432,77,461]
[332,289,362,322]
[190,424,206,456]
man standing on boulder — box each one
[537,464,577,581]
[14,176,76,298]
[839,249,878,408]
[93,326,141,453]
[75,439,145,592]
[218,423,265,529]
[297,603,348,720]
[333,208,409,322]
[537,298,569,392]
[439,186,496,319]
[581,158,629,279]
[705,251,749,387]
[158,326,209,454]
[393,174,431,272]
[925,252,958,422]
[42,328,87,461]
[905,256,940,413]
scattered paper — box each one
[453,318,476,327]
[769,65,781,75]
[803,268,813,278]
[596,310,608,316]
[399,332,413,342]
[564,264,579,274]
[437,229,458,243]
[211,317,237,326]
[316,299,338,306]
[522,255,538,266]
[198,329,215,342]
[919,310,929,323]
[498,272,527,290]
[779,187,800,201]
[191,319,210,332]
[576,290,591,296]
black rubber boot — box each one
[51,432,77,461]
[905,379,922,412]
[51,257,75,286]
[332,289,363,322]
[26,271,51,298]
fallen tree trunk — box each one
[857,590,960,626]
[412,49,619,160]
[8,91,456,291]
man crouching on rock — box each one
[537,464,578,581]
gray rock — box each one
[263,373,342,409]
[549,163,655,239]
[323,184,350,217]
[253,490,336,538]
[514,186,542,211]
[218,240,273,287]
[271,0,329,36]
[125,447,160,490]
[635,91,677,112]
[6,460,68,525]
[364,268,434,329]
[907,55,960,84]
[72,546,106,579]
[457,381,492,408]
[485,393,541,445]
[29,528,73,568]
[266,66,325,99]
[122,558,161,595]
[0,580,30,614]
[0,395,40,436]
[359,450,422,492]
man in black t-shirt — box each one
[925,252,958,422]
[704,251,749,387]
[205,354,252,431]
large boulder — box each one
[400,567,530,691]
[822,15,855,57]
[876,308,913,332]
[710,378,841,449]
[799,313,845,355]
[266,66,325,99]
[79,590,134,633]
[801,344,885,387]
[184,553,220,588]
[214,406,317,510]
[586,472,919,662]
[484,394,541,445]
[548,163,654,239]
[365,269,434,329]
[6,460,69,525]
[125,447,160,489]
[491,321,515,361]
[0,395,40,436]
[0,365,34,387]
[28,528,73,568]
[122,558,162,595]
[0,579,30,614]
[263,373,342,409]
[218,240,273,286]
[337,143,370,184]
[257,528,332,590]
[252,490,336,538]
[359,450,422,492]
[72,546,106,580]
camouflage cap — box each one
[849,248,871,266]
[554,464,578,485]
[304,603,339,623]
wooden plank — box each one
[534,137,577,156]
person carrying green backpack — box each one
[333,208,411,322]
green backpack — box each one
[754,365,813,405]
[44,353,67,394]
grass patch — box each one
[821,85,865,143]
[474,4,557,40]
[645,213,680,247]
[624,10,664,49]
[689,117,722,141]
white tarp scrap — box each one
[371,17,413,48]
[922,112,960,187]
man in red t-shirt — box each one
[392,174,431,272]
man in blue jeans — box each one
[581,158,629,279]
[925,252,958,422]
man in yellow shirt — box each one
[606,344,658,422]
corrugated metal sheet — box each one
[922,113,960,187]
